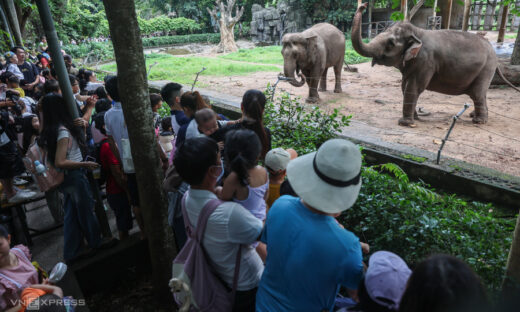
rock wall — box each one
[250,0,312,44]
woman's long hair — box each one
[38,93,86,164]
[22,115,40,154]
[180,91,210,117]
[224,129,261,186]
[78,68,93,93]
[242,89,268,159]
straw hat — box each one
[287,138,362,213]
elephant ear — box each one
[403,34,422,64]
[304,35,319,66]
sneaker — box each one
[8,190,39,204]
[13,177,29,186]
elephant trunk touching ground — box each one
[284,61,306,87]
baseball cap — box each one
[265,148,291,172]
[365,251,411,310]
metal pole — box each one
[35,0,78,119]
[0,4,14,48]
[35,0,112,238]
[436,103,470,164]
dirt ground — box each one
[195,36,520,177]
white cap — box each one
[265,148,291,172]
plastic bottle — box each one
[34,160,47,178]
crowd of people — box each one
[0,40,510,312]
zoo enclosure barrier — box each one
[470,0,520,31]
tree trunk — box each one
[401,0,408,20]
[2,0,22,46]
[497,4,509,43]
[0,3,13,47]
[513,26,520,65]
[502,212,520,298]
[102,0,176,300]
[207,0,244,53]
[462,0,471,31]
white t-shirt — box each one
[104,101,134,173]
[57,127,83,162]
[185,119,230,140]
[6,64,24,80]
[85,82,104,92]
[184,189,264,291]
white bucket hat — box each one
[286,138,362,214]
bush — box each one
[138,16,202,36]
[263,89,351,155]
[141,33,221,47]
[341,164,515,293]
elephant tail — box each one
[495,66,520,93]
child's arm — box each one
[110,164,128,191]
[218,172,239,201]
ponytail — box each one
[224,129,262,186]
[230,154,250,186]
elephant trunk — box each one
[351,3,379,58]
[284,61,306,87]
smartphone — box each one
[85,155,96,162]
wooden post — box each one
[401,0,408,20]
[498,4,509,43]
[462,0,471,31]
[368,0,372,39]
[475,1,484,30]
[484,0,497,31]
[431,0,438,29]
[445,0,453,29]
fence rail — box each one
[470,0,520,31]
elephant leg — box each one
[318,67,328,92]
[469,93,488,124]
[333,62,342,93]
[399,80,420,127]
[468,77,490,124]
[306,73,320,103]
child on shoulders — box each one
[216,129,269,261]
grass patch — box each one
[402,154,427,163]
[504,34,517,40]
[219,40,370,66]
[100,53,280,84]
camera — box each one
[5,90,22,115]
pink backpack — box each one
[169,194,242,312]
[23,132,72,192]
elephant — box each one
[282,23,346,103]
[351,3,520,127]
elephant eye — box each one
[387,38,396,48]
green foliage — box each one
[64,41,114,63]
[402,154,427,163]
[100,53,280,85]
[340,164,515,292]
[263,89,352,155]
[141,33,221,47]
[138,16,202,36]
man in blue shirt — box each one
[256,138,365,312]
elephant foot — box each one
[334,88,342,93]
[472,116,488,124]
[306,97,319,104]
[398,117,417,128]
[318,87,326,92]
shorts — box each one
[126,173,140,206]
[0,141,24,179]
[107,192,133,231]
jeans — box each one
[59,169,102,261]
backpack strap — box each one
[180,192,193,238]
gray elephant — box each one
[282,23,345,103]
[352,3,520,127]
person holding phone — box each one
[37,93,104,263]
